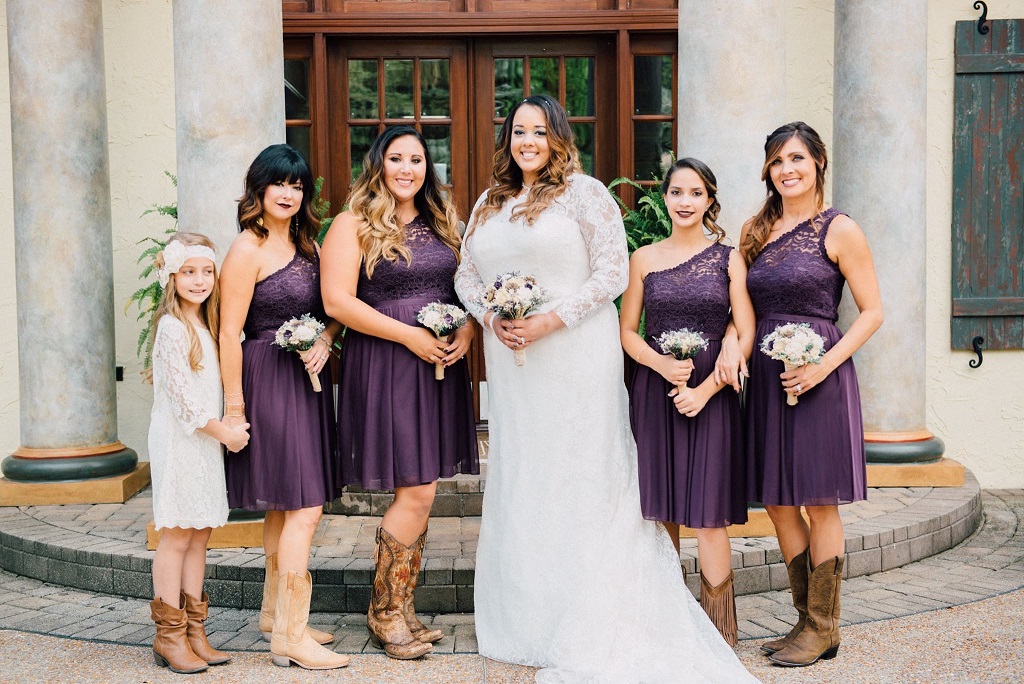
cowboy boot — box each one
[404,528,444,644]
[367,527,433,659]
[259,553,334,645]
[182,591,231,665]
[700,571,738,647]
[270,571,350,670]
[769,556,843,667]
[150,596,209,674]
[761,547,809,654]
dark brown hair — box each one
[237,144,319,260]
[661,157,726,243]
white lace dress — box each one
[148,316,229,530]
[455,175,759,684]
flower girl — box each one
[148,232,250,674]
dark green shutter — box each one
[952,19,1024,350]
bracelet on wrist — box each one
[635,347,648,364]
[318,333,332,347]
[224,391,243,399]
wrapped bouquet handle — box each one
[297,348,323,392]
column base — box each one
[865,431,945,464]
[0,462,150,506]
[1,442,138,482]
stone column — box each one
[834,0,942,463]
[677,0,787,242]
[2,1,137,483]
[172,1,286,254]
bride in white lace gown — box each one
[454,95,758,683]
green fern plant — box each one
[607,177,672,255]
[313,176,334,245]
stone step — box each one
[0,471,982,613]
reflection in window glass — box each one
[385,59,415,119]
[351,126,378,182]
[349,60,378,119]
[565,57,594,117]
[423,126,452,185]
[284,60,310,120]
[494,58,524,119]
[633,55,673,116]
[530,57,558,99]
[286,126,311,165]
[421,59,450,118]
[571,123,595,176]
[633,121,673,181]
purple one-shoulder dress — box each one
[226,250,337,511]
[746,208,867,507]
[629,242,748,528]
[337,215,479,491]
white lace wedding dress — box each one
[455,175,759,683]
[148,316,229,531]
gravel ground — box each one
[2,588,1021,684]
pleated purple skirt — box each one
[746,312,867,507]
[630,339,748,528]
[337,296,479,491]
[226,332,336,511]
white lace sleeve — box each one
[553,175,629,328]
[454,191,492,325]
[152,318,212,435]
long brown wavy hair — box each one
[151,232,220,372]
[740,121,828,265]
[661,157,726,243]
[236,144,320,261]
[470,94,581,231]
[347,126,461,278]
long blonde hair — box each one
[347,126,461,278]
[740,121,828,265]
[470,94,581,232]
[151,232,220,371]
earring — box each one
[292,215,299,231]
[256,216,264,227]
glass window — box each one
[571,123,595,176]
[286,126,311,164]
[494,58,524,119]
[530,57,559,99]
[384,59,414,119]
[350,126,378,182]
[421,59,450,118]
[565,57,594,117]
[349,59,378,119]
[284,60,310,120]
[633,121,673,181]
[633,55,673,116]
[423,126,452,185]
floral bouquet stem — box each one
[656,328,708,394]
[297,348,323,393]
[435,335,452,380]
[274,314,327,393]
[417,303,469,381]
[784,362,799,406]
[482,271,548,368]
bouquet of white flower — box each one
[760,322,826,406]
[656,328,708,393]
[482,271,547,367]
[274,314,327,392]
[417,303,469,380]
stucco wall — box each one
[0,0,1021,485]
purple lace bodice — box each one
[746,208,845,321]
[357,215,459,307]
[244,250,326,336]
[643,242,732,343]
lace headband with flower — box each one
[157,241,217,287]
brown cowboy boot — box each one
[404,528,444,644]
[367,527,433,659]
[182,591,231,665]
[761,547,809,654]
[769,556,843,667]
[270,571,350,669]
[259,553,334,645]
[700,571,738,647]
[150,596,209,674]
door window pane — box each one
[423,126,452,185]
[565,57,594,117]
[530,57,559,99]
[349,60,378,119]
[633,121,673,181]
[571,122,595,176]
[494,58,524,119]
[284,60,310,120]
[634,55,673,116]
[385,59,414,119]
[421,59,450,118]
[286,126,311,164]
[351,126,379,182]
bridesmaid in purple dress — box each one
[737,122,882,667]
[321,126,478,660]
[219,145,348,671]
[620,158,755,646]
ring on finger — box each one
[796,383,803,393]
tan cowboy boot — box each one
[182,591,231,665]
[700,571,739,647]
[761,547,809,654]
[367,527,433,659]
[404,528,444,644]
[259,553,334,645]
[150,596,209,674]
[769,556,843,667]
[270,571,350,670]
